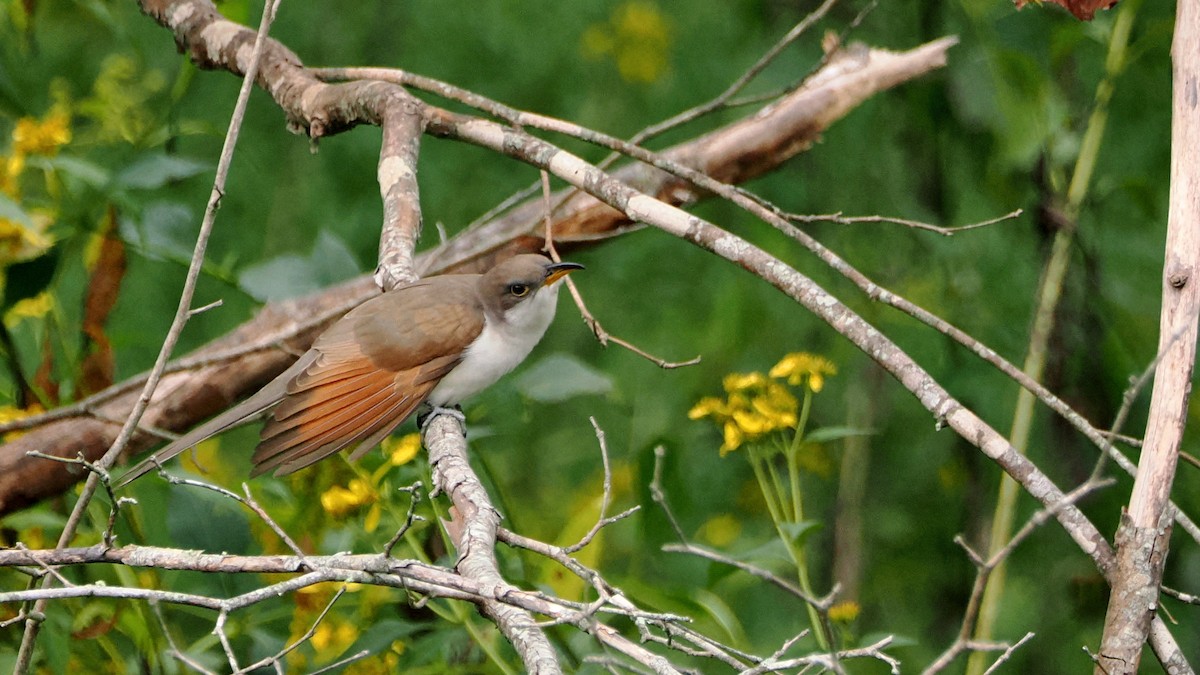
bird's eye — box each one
[508,283,530,297]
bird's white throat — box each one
[427,283,562,406]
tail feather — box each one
[113,353,314,488]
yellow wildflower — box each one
[346,646,402,675]
[580,1,671,84]
[1,154,24,197]
[698,513,742,548]
[828,600,861,623]
[382,432,422,466]
[12,111,71,156]
[311,617,358,661]
[0,213,54,265]
[0,404,42,424]
[770,352,838,392]
[0,403,43,442]
[320,479,377,519]
[751,381,799,427]
[687,396,727,420]
[723,371,769,393]
[5,291,54,325]
[690,371,799,455]
[721,421,744,455]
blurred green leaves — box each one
[238,230,361,301]
[514,352,614,403]
[0,0,1196,671]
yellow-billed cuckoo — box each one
[115,254,583,487]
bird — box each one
[115,253,584,487]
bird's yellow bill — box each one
[545,261,585,285]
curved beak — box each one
[544,261,585,286]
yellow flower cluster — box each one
[688,353,836,455]
[320,478,377,519]
[311,618,358,656]
[0,403,43,441]
[4,290,54,327]
[1,109,69,269]
[580,1,672,83]
[828,600,861,623]
[689,371,797,456]
[1,154,23,198]
[12,111,71,157]
[287,583,363,669]
[769,352,837,393]
[3,110,71,198]
[382,432,421,466]
[0,213,53,266]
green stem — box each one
[789,388,814,523]
[750,444,830,651]
[765,452,790,518]
[966,5,1137,674]
[748,446,786,527]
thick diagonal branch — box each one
[0,9,951,514]
[426,113,1189,670]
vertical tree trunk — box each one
[1096,2,1200,670]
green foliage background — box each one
[1,0,1197,672]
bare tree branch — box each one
[374,98,425,290]
[1097,0,1200,669]
[422,106,1189,666]
[422,413,560,673]
[13,0,282,669]
[0,9,954,516]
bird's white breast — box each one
[427,284,561,406]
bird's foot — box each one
[418,404,466,434]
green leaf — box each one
[343,618,421,662]
[115,153,209,190]
[39,155,111,189]
[729,538,792,574]
[690,588,747,645]
[513,352,614,403]
[779,520,822,547]
[803,426,875,444]
[120,201,196,261]
[237,230,360,301]
[0,193,33,227]
[0,508,68,532]
[167,486,253,554]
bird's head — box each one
[481,254,584,315]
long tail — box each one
[113,353,315,488]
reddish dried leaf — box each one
[79,207,127,395]
[70,609,120,640]
[29,333,58,407]
[1015,0,1118,21]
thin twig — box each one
[661,543,829,608]
[786,209,1022,237]
[14,6,281,666]
[648,446,689,543]
[981,632,1035,675]
[539,171,700,369]
[153,602,217,675]
[925,478,1113,674]
[630,0,840,142]
[564,418,637,554]
[235,586,348,674]
[241,483,308,559]
[1161,585,1200,605]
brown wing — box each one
[250,279,484,476]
